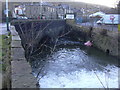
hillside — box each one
[52,2,118,14]
[0,1,118,19]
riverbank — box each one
[66,20,119,59]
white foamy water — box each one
[32,47,119,88]
[39,65,118,88]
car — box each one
[96,14,119,25]
[17,16,28,19]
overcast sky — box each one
[73,0,119,7]
[0,0,119,8]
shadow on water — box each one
[29,38,119,88]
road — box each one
[79,22,118,31]
[0,23,11,35]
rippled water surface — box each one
[31,40,118,88]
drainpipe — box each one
[6,0,10,32]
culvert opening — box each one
[106,49,110,54]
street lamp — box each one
[40,0,43,18]
[6,0,10,31]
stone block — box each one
[11,60,37,88]
[11,41,22,48]
[12,36,21,41]
[11,48,25,60]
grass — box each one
[0,35,2,73]
[118,24,120,31]
[0,35,11,73]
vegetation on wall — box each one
[0,35,11,89]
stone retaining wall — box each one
[11,26,38,88]
[66,20,119,59]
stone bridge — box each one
[11,19,66,60]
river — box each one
[30,38,119,88]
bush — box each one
[100,29,107,36]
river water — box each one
[30,39,119,88]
